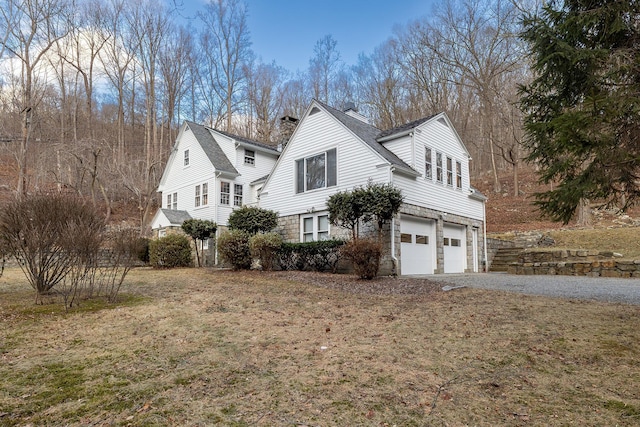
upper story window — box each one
[456,161,462,189]
[234,184,243,206]
[425,147,432,180]
[244,149,255,165]
[447,157,454,186]
[220,181,230,205]
[184,149,190,166]
[295,148,337,193]
[302,213,329,242]
[195,183,208,207]
[436,152,443,183]
[167,192,177,209]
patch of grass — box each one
[1,267,640,425]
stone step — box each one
[490,247,524,272]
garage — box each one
[400,216,435,275]
[443,224,466,273]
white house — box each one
[258,99,487,275]
[150,120,280,235]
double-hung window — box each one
[436,152,443,183]
[244,149,255,165]
[447,157,454,186]
[202,183,208,205]
[425,147,432,180]
[220,182,230,205]
[195,185,201,207]
[302,213,329,242]
[456,161,462,189]
[195,183,208,207]
[295,148,337,193]
[184,149,190,166]
[233,184,243,206]
[167,192,177,209]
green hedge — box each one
[277,239,345,272]
[149,234,193,268]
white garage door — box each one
[443,224,466,273]
[400,216,435,275]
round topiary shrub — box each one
[149,234,193,268]
[217,229,252,270]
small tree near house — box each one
[327,183,403,279]
[181,219,217,267]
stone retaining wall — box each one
[509,248,640,277]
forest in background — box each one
[0,0,536,230]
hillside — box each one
[477,165,640,258]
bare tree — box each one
[197,0,251,132]
[0,0,73,196]
[308,34,343,105]
[244,60,287,142]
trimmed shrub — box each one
[341,238,382,279]
[217,229,252,270]
[227,206,278,235]
[149,234,193,268]
[249,232,282,271]
[277,239,345,272]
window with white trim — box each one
[202,183,208,205]
[301,213,330,242]
[220,182,230,205]
[447,157,454,186]
[436,152,443,183]
[184,149,190,166]
[456,161,462,189]
[195,184,201,207]
[425,147,432,180]
[295,148,337,193]
[158,229,166,238]
[244,149,255,165]
[166,192,177,209]
[234,184,243,206]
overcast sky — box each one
[181,0,436,73]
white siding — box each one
[156,124,278,228]
[381,135,413,168]
[260,108,389,217]
[158,127,217,223]
[392,118,484,220]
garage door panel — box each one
[400,216,435,275]
[443,224,466,273]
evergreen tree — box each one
[520,0,640,223]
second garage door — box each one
[443,224,466,273]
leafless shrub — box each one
[0,194,105,304]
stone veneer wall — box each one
[276,202,485,275]
[509,249,640,277]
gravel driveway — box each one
[412,273,640,305]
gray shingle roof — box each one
[213,128,280,153]
[376,115,437,140]
[161,209,192,225]
[185,121,238,176]
[315,100,419,176]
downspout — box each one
[483,198,488,272]
[389,165,399,276]
[213,171,222,265]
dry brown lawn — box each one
[1,267,640,426]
